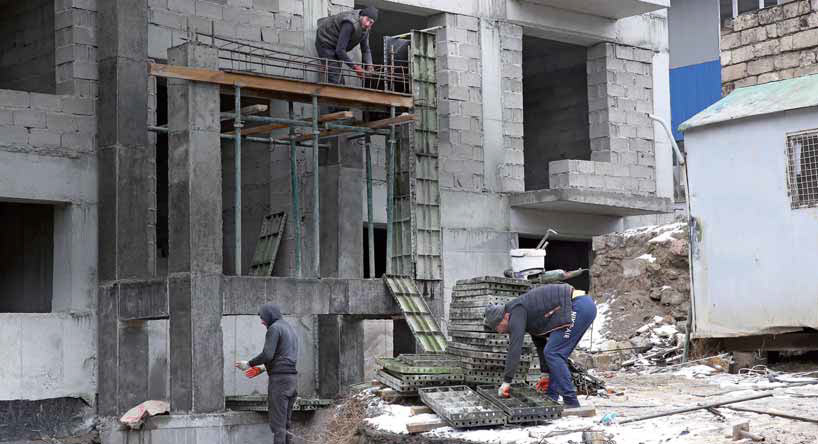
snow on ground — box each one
[622,222,685,239]
[637,253,657,263]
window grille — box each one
[786,130,818,209]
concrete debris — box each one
[119,400,169,429]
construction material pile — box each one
[374,354,464,396]
[447,277,536,386]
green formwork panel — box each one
[384,275,447,353]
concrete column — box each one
[318,315,365,397]
[96,0,151,417]
[166,42,225,413]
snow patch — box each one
[637,253,657,263]
[674,364,718,378]
[578,302,609,351]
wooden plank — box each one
[562,405,596,417]
[149,63,413,108]
[406,417,447,434]
[724,406,818,424]
[409,406,433,416]
[225,111,353,136]
[286,113,415,143]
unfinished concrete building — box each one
[0,0,674,441]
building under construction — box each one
[0,0,675,441]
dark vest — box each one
[316,10,367,51]
[505,284,575,336]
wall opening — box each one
[362,225,387,278]
[0,202,54,312]
[355,6,428,66]
[522,37,590,191]
[0,0,56,93]
[156,80,169,275]
[519,236,591,291]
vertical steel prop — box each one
[234,84,243,275]
[365,135,375,278]
[386,106,396,274]
[312,95,320,277]
[289,101,302,277]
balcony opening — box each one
[0,202,54,312]
[522,37,590,191]
[519,235,591,291]
[0,0,56,93]
[362,225,387,278]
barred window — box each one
[786,130,818,209]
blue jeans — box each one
[543,295,597,406]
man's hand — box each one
[235,360,250,371]
[245,367,264,379]
[353,65,365,78]
[498,382,511,398]
[535,375,550,393]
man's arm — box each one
[248,326,279,367]
[334,22,358,69]
[360,32,372,66]
[503,306,527,383]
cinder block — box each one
[63,97,94,115]
[197,0,225,18]
[604,176,625,191]
[615,45,634,61]
[279,30,303,47]
[638,179,656,193]
[549,159,571,175]
[734,12,759,31]
[29,94,62,112]
[457,15,479,31]
[792,28,818,50]
[587,174,605,189]
[13,110,46,128]
[47,113,78,132]
[0,90,31,108]
[0,126,29,145]
[629,164,653,179]
[636,125,654,139]
[150,8,187,29]
[62,132,95,151]
[168,0,196,14]
[577,160,594,174]
[29,129,62,147]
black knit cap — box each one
[360,6,379,21]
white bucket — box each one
[510,248,546,272]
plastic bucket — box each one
[510,248,546,272]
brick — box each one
[615,45,634,60]
[766,24,779,39]
[723,63,748,81]
[604,176,625,191]
[62,132,95,151]
[29,129,62,147]
[279,31,303,47]
[633,48,653,63]
[780,35,794,51]
[801,49,817,65]
[636,125,653,139]
[63,97,94,115]
[150,8,187,29]
[591,151,615,163]
[47,113,78,132]
[0,109,11,126]
[777,17,802,35]
[168,0,196,14]
[758,72,781,84]
[748,56,775,75]
[442,85,469,101]
[0,126,29,145]
[741,27,767,46]
[722,32,742,50]
[74,62,99,80]
[735,75,758,87]
[460,130,481,146]
[457,15,479,31]
[783,1,802,18]
[13,110,46,128]
[638,179,656,193]
[759,6,784,24]
[253,0,278,12]
[637,152,655,166]
[792,29,818,49]
[501,36,522,51]
[754,39,780,58]
[734,13,759,31]
[794,63,818,76]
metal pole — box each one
[385,106,396,275]
[365,135,375,278]
[312,95,320,278]
[289,101,302,277]
[234,85,243,275]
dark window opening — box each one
[363,226,387,278]
[522,37,590,191]
[0,202,54,312]
[0,0,56,93]
[156,80,169,275]
[518,236,591,291]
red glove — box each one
[535,376,550,393]
[245,367,264,379]
[498,382,511,398]
[353,65,364,78]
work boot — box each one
[562,396,581,409]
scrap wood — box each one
[723,405,818,425]
[729,422,765,442]
[406,416,447,434]
[648,353,731,374]
[563,405,597,417]
[409,405,433,416]
[617,392,773,425]
[225,110,353,136]
[287,113,415,142]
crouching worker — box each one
[483,284,596,408]
[315,6,378,84]
[235,304,299,444]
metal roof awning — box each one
[509,188,673,216]
[521,0,669,19]
[680,73,818,132]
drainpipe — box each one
[648,114,696,363]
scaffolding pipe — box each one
[365,135,375,278]
[242,115,313,127]
[312,95,320,278]
[234,85,243,275]
[385,106,396,274]
[325,123,391,135]
[289,101,302,277]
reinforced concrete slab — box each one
[524,0,669,19]
[509,188,672,216]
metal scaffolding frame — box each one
[149,37,415,278]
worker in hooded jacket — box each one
[236,304,299,444]
[483,284,596,409]
[315,6,378,84]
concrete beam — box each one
[118,279,169,321]
[509,188,673,216]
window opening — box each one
[786,130,818,209]
[0,202,54,312]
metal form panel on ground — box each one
[419,386,507,429]
[384,275,447,352]
[476,384,563,423]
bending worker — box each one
[483,283,596,408]
[236,304,299,444]
[315,6,378,84]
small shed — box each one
[680,74,818,339]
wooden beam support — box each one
[149,63,413,108]
[284,113,415,143]
[225,111,353,136]
[220,104,268,121]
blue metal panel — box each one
[670,59,722,140]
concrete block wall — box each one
[498,22,525,193]
[549,158,656,194]
[56,0,98,97]
[721,0,818,94]
[0,0,55,93]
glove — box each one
[535,375,550,393]
[498,382,511,398]
[245,367,264,379]
[235,360,250,371]
[353,65,364,78]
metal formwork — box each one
[377,357,463,375]
[450,295,518,308]
[376,369,459,392]
[384,275,447,353]
[248,211,286,276]
[476,384,563,423]
[398,353,461,367]
[419,386,507,429]
[225,396,331,412]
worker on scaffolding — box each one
[235,304,299,444]
[315,6,378,84]
[483,284,597,409]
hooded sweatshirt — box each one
[248,304,299,375]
